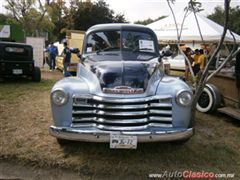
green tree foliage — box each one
[208,5,240,35]
[0,14,8,24]
[65,0,127,31]
[47,0,67,41]
[4,0,54,37]
[134,16,167,25]
[3,0,127,42]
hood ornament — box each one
[103,86,144,94]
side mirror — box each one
[70,48,81,58]
[70,48,80,54]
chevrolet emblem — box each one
[103,86,144,94]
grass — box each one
[0,71,240,179]
[0,78,55,101]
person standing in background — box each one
[47,42,58,71]
[194,49,206,83]
[184,47,194,81]
[43,48,50,69]
[192,49,200,76]
[198,49,206,71]
[62,42,72,77]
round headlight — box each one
[51,89,69,106]
[176,90,193,106]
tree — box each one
[208,5,240,35]
[167,0,240,121]
[0,14,9,24]
[134,16,167,25]
[65,0,127,31]
[47,0,67,41]
[3,0,127,42]
[4,0,54,37]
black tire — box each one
[196,84,221,113]
[32,67,41,82]
[57,138,72,146]
[174,138,190,145]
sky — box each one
[104,0,240,23]
[0,0,239,23]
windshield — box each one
[85,30,157,55]
[86,31,120,53]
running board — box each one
[218,107,240,120]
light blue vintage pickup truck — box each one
[49,24,194,149]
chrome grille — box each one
[72,95,173,131]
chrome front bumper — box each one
[49,126,194,142]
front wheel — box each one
[196,84,221,113]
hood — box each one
[89,61,155,91]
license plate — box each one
[13,69,23,75]
[110,134,137,149]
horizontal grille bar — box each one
[73,94,172,104]
[72,117,172,124]
[72,103,172,109]
[72,110,172,116]
[71,123,173,131]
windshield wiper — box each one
[96,47,120,54]
[133,48,155,53]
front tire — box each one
[173,138,190,145]
[57,138,72,146]
[196,84,221,113]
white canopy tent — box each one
[147,12,240,44]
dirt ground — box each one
[0,70,240,179]
[0,160,82,180]
[0,70,83,179]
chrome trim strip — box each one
[72,104,92,108]
[96,118,148,124]
[72,94,172,104]
[150,103,172,107]
[73,117,149,124]
[71,123,93,128]
[71,122,173,130]
[96,124,148,131]
[72,117,95,122]
[72,117,172,123]
[149,110,172,115]
[149,123,173,128]
[73,110,150,116]
[72,110,172,116]
[149,117,172,122]
[97,110,148,116]
[96,104,148,109]
[72,110,95,114]
[72,103,172,109]
[49,126,194,142]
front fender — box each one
[156,76,193,128]
[51,77,89,127]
